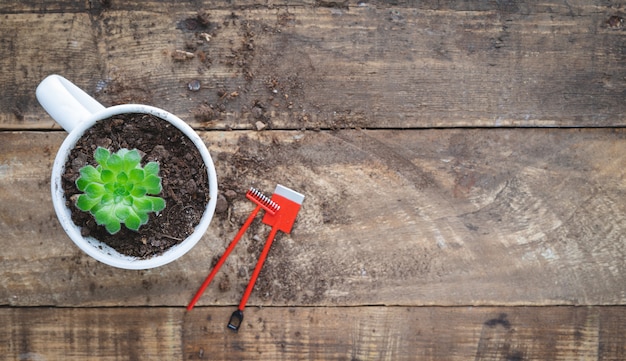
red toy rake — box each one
[187,185,305,333]
[186,188,280,311]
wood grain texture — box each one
[2,1,626,129]
[183,306,626,361]
[0,307,182,361]
[2,306,626,360]
[0,12,103,129]
[1,129,625,307]
[2,1,626,359]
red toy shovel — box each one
[186,188,280,311]
[227,184,305,332]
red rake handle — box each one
[186,205,261,311]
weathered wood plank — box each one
[0,12,104,129]
[0,1,88,14]
[2,306,626,360]
[1,129,625,307]
[183,306,626,361]
[0,307,182,361]
[2,1,626,129]
[0,0,315,14]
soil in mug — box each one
[62,113,211,259]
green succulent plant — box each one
[75,147,166,234]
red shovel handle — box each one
[238,225,280,311]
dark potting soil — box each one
[62,113,211,259]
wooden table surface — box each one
[2,1,626,360]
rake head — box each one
[246,187,280,215]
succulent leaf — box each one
[101,193,114,204]
[77,166,101,188]
[125,213,142,231]
[76,194,101,211]
[131,186,147,198]
[129,168,144,182]
[115,206,131,221]
[138,212,149,225]
[100,169,115,183]
[76,178,90,192]
[75,147,166,234]
[144,162,160,176]
[123,149,142,170]
[84,183,105,198]
[148,196,166,212]
[143,174,162,194]
[116,172,128,183]
[94,207,113,225]
[106,153,124,173]
[133,197,153,213]
[94,147,110,164]
[105,219,121,235]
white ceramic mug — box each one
[37,74,218,270]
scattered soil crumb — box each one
[219,275,231,292]
[193,104,217,122]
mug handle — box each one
[36,74,106,132]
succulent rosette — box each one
[75,147,166,234]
